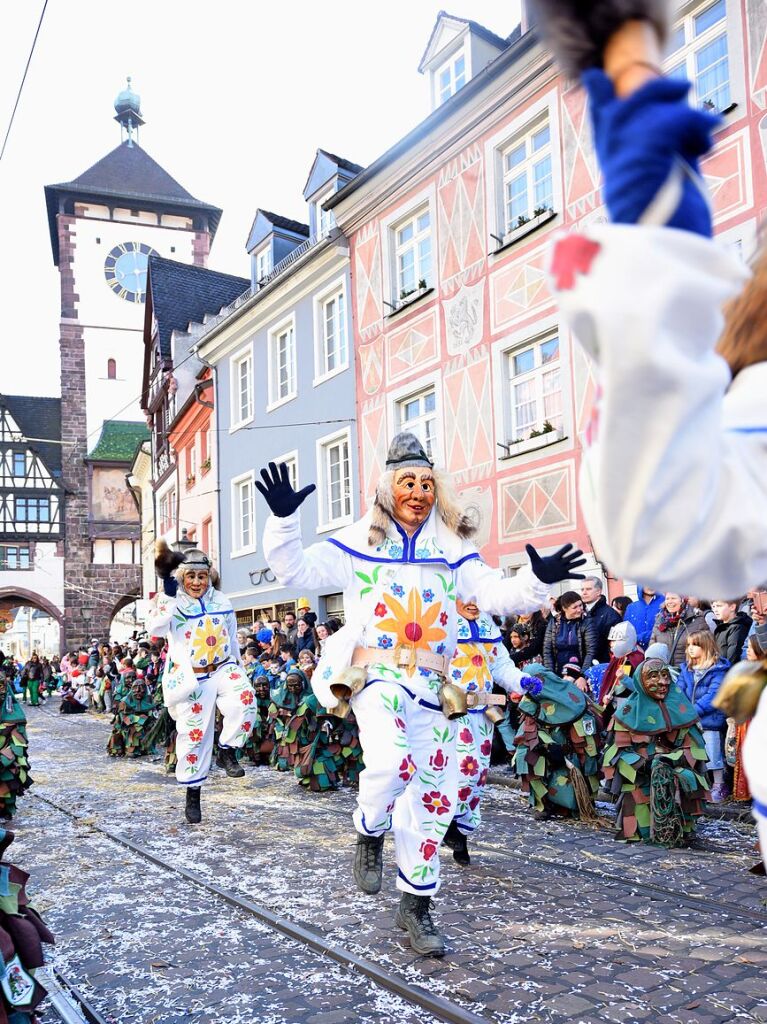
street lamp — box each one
[173,528,196,556]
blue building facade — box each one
[196,151,363,626]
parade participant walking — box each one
[513,663,600,821]
[148,543,257,824]
[258,434,585,956]
[20,654,44,707]
[442,598,532,866]
[0,669,33,818]
[603,658,709,846]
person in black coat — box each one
[712,599,752,665]
[543,592,599,674]
[580,578,622,664]
[294,618,316,655]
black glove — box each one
[256,462,316,518]
[526,543,587,585]
[162,576,178,598]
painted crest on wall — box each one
[443,280,485,355]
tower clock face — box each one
[104,241,158,303]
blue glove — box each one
[256,462,316,518]
[520,676,544,698]
[526,543,587,585]
[583,70,720,237]
[162,576,178,598]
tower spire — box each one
[113,76,145,147]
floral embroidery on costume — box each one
[190,615,230,667]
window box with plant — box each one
[495,206,557,252]
[186,473,196,488]
[200,457,211,474]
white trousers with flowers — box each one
[170,663,257,786]
[352,680,457,896]
[453,712,493,835]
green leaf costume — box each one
[107,684,157,759]
[512,663,600,817]
[602,663,708,846]
[0,678,32,819]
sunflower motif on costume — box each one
[451,644,492,690]
[190,616,229,667]
[375,589,447,668]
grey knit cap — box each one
[179,548,212,571]
[385,432,433,470]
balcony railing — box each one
[197,231,329,343]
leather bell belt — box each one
[352,645,450,678]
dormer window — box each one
[437,50,466,105]
[316,191,335,238]
[254,246,272,283]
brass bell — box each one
[328,666,368,719]
[485,706,506,725]
[713,659,767,724]
[439,682,468,720]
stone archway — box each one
[61,567,142,651]
[0,587,65,657]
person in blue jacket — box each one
[678,630,730,803]
[625,588,665,651]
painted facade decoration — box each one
[330,4,767,587]
[197,150,363,625]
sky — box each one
[0,0,520,398]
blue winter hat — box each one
[256,628,273,644]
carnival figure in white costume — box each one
[441,599,536,867]
[529,0,767,866]
[147,544,257,823]
[258,433,585,956]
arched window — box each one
[107,358,117,380]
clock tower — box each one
[45,80,222,647]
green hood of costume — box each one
[273,668,310,711]
[518,663,587,725]
[615,664,698,734]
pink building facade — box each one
[330,4,767,594]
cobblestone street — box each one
[17,705,767,1024]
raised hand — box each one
[526,542,587,585]
[255,461,316,518]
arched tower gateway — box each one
[45,80,222,649]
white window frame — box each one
[267,315,297,411]
[387,370,444,467]
[380,186,437,314]
[230,470,256,557]
[500,118,555,237]
[391,205,433,305]
[313,275,350,385]
[157,484,177,536]
[229,342,254,432]
[315,190,336,238]
[315,427,353,533]
[273,449,299,492]
[254,245,272,283]
[490,314,573,466]
[664,0,733,112]
[435,46,467,105]
[396,387,440,465]
[484,90,563,252]
[503,333,563,443]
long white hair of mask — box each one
[368,469,479,548]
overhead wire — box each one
[0,0,49,164]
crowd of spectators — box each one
[499,577,767,807]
